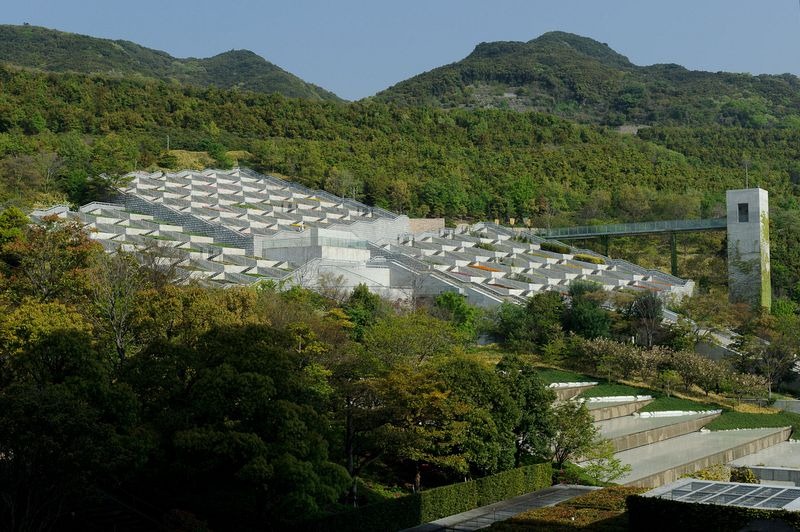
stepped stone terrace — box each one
[32,168,694,305]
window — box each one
[738,203,749,223]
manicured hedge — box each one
[301,463,552,531]
[573,253,605,265]
[626,494,800,531]
[540,241,571,254]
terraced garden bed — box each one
[490,486,647,531]
[706,410,800,433]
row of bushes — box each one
[540,241,571,254]
[627,493,800,531]
[302,463,552,531]
[568,337,768,400]
[573,253,606,265]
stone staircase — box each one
[549,382,792,489]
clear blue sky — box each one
[4,0,800,100]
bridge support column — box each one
[670,233,678,277]
[601,235,610,257]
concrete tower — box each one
[726,188,771,310]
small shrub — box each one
[730,466,759,484]
[474,241,497,251]
[540,241,571,254]
[684,464,730,481]
[510,273,535,284]
[574,253,605,265]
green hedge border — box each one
[627,494,800,531]
[540,242,571,254]
[302,463,551,531]
[573,253,605,265]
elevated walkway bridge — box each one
[535,217,728,276]
[536,217,727,240]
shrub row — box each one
[539,241,571,254]
[301,463,552,531]
[627,494,800,531]
[493,486,646,531]
[573,253,605,265]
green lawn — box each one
[705,410,800,434]
[536,368,593,385]
[639,396,718,412]
[578,383,651,399]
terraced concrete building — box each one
[32,167,694,305]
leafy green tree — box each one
[551,401,597,469]
[493,292,565,354]
[581,439,632,484]
[370,363,466,491]
[564,299,611,339]
[496,355,556,464]
[344,283,386,342]
[3,215,100,302]
[0,299,147,531]
[363,312,460,367]
[433,291,480,339]
[436,356,518,476]
[0,207,28,248]
[122,324,350,526]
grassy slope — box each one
[705,411,800,434]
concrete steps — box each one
[596,411,721,453]
[616,426,791,488]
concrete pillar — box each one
[726,188,771,310]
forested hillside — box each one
[376,31,800,127]
[2,59,800,297]
[0,25,340,100]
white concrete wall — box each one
[726,188,771,309]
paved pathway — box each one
[401,484,599,532]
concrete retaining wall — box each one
[748,466,800,486]
[409,218,445,234]
[609,413,720,453]
[553,385,596,401]
[591,400,652,422]
[625,427,791,488]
